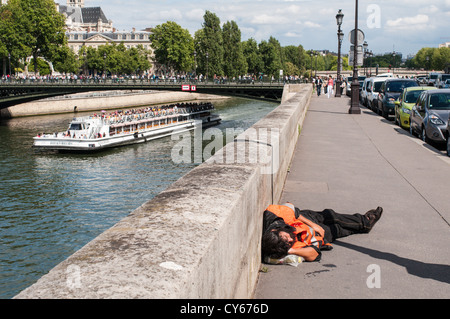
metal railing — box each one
[0,77,303,87]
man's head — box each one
[261,225,296,259]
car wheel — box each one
[422,127,429,143]
[410,123,415,136]
[382,106,389,119]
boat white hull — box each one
[33,116,220,152]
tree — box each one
[28,58,51,75]
[201,11,224,77]
[53,45,79,74]
[0,1,31,75]
[242,38,263,75]
[78,43,151,76]
[284,61,300,76]
[6,0,67,75]
[222,20,247,77]
[282,45,307,75]
[259,37,283,78]
[150,21,194,73]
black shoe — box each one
[364,207,383,232]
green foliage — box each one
[4,0,67,74]
[222,20,247,77]
[150,21,194,72]
[79,43,152,76]
[407,47,450,71]
[53,45,79,74]
[242,38,263,75]
[368,52,402,68]
[259,37,283,78]
[201,11,224,76]
[28,58,51,75]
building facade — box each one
[67,29,152,53]
[57,0,114,33]
[57,0,153,56]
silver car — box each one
[410,89,450,144]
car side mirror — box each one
[395,100,400,106]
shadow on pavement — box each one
[334,240,450,285]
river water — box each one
[0,97,277,299]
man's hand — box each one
[298,215,325,238]
[311,224,325,238]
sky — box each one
[83,0,450,57]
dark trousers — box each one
[295,208,369,243]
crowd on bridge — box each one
[2,72,307,85]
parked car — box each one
[428,72,440,86]
[394,86,436,129]
[360,78,372,107]
[376,78,418,119]
[438,74,450,88]
[410,89,450,144]
[440,79,450,89]
[416,76,428,85]
[345,76,366,97]
[366,77,386,112]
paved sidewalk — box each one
[254,94,450,299]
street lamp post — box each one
[349,0,361,114]
[103,53,107,81]
[315,52,318,77]
[193,50,197,80]
[392,51,396,76]
[8,53,11,78]
[83,51,87,77]
[335,9,344,97]
[363,41,368,75]
[206,52,209,83]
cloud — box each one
[284,31,300,38]
[251,14,278,25]
[303,21,321,28]
[386,14,430,31]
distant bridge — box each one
[0,80,288,108]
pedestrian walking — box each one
[327,75,334,98]
[315,76,323,96]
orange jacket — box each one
[265,204,332,251]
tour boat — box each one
[33,102,221,152]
